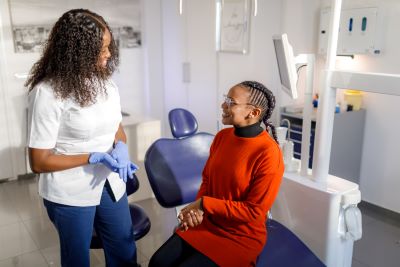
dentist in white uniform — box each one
[26,9,139,267]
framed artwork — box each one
[8,0,142,53]
[216,0,251,54]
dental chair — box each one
[145,108,325,267]
[90,173,151,248]
[145,108,214,207]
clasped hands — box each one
[88,141,138,182]
[177,198,204,232]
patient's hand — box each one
[178,199,204,231]
[178,209,204,231]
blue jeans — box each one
[44,182,137,267]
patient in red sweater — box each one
[149,81,284,267]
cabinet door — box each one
[0,68,14,180]
[0,0,35,176]
[0,4,15,179]
[185,0,218,133]
[318,7,381,55]
[162,0,218,134]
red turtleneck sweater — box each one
[177,127,284,267]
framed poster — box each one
[216,0,251,54]
[8,0,142,53]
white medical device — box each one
[272,34,298,99]
[272,34,315,177]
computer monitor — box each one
[273,34,298,99]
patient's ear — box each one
[251,107,262,118]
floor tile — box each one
[2,177,399,267]
[0,223,38,261]
[40,245,106,267]
[134,199,178,237]
[0,187,21,227]
[40,245,61,267]
[360,212,376,227]
[353,217,400,267]
[134,199,178,259]
[136,233,169,260]
[137,250,149,265]
[352,258,370,267]
[0,251,48,267]
[22,216,58,250]
[3,178,47,221]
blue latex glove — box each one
[88,152,121,172]
[111,141,139,182]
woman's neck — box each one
[234,122,263,138]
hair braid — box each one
[238,81,278,144]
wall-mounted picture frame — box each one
[8,0,142,53]
[216,0,251,54]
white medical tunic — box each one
[28,80,125,206]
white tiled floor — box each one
[0,176,399,267]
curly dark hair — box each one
[25,9,119,107]
[238,81,278,144]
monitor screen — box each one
[273,34,298,99]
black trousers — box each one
[149,233,218,267]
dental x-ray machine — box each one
[271,0,400,266]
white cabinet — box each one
[0,5,15,180]
[280,109,366,184]
[318,7,382,55]
[0,85,14,180]
[122,117,161,201]
[162,0,218,135]
[0,0,37,179]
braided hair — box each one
[238,81,278,143]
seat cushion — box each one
[256,219,325,267]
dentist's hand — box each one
[111,141,139,182]
[88,152,121,172]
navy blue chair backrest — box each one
[144,133,214,208]
[168,108,198,139]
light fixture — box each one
[253,0,258,17]
[337,54,354,59]
[179,0,183,15]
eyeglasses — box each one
[223,94,255,108]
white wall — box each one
[142,0,165,123]
[319,0,400,213]
[217,0,283,127]
[161,0,283,135]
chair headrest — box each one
[168,108,198,139]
